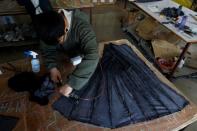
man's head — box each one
[33,11,67,45]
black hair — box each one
[32,11,65,45]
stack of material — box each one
[0,24,37,42]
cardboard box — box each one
[152,39,181,58]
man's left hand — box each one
[59,84,73,97]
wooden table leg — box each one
[81,7,93,24]
[169,42,191,78]
[90,7,93,24]
[124,0,127,9]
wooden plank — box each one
[0,40,39,48]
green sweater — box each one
[40,9,99,90]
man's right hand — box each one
[50,67,62,83]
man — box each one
[33,9,99,97]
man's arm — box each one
[40,41,57,70]
[40,41,63,83]
[66,23,99,90]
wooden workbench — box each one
[0,39,197,131]
[125,0,197,77]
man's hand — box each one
[50,67,62,83]
[59,84,73,97]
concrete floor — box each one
[173,77,197,131]
[0,3,197,131]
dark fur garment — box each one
[8,72,55,105]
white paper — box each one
[147,5,160,13]
[71,56,82,66]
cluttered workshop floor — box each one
[0,39,197,131]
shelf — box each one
[0,40,39,48]
[0,0,94,48]
[0,0,94,16]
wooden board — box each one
[0,39,197,131]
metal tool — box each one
[172,72,197,79]
[161,21,175,24]
[178,16,188,30]
[190,14,197,21]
